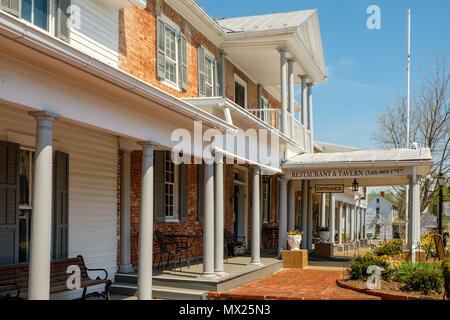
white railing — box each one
[248,108,312,152]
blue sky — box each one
[197,0,450,149]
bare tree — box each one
[372,54,450,214]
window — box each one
[198,46,218,97]
[262,176,271,223]
[164,151,178,220]
[157,15,187,90]
[18,149,34,263]
[234,74,247,108]
[0,0,71,42]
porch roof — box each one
[282,148,434,187]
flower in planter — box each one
[287,229,303,236]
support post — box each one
[137,141,157,300]
[279,48,288,136]
[338,202,343,245]
[301,180,308,250]
[278,176,288,256]
[320,193,326,228]
[288,180,296,232]
[288,59,295,139]
[408,168,421,263]
[329,193,336,244]
[251,168,262,265]
[307,181,313,251]
[28,111,59,300]
[214,156,227,275]
[203,164,215,277]
[120,149,133,273]
[307,83,314,153]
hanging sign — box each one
[315,184,344,193]
[290,168,405,180]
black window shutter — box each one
[154,150,165,222]
[0,0,20,17]
[0,141,19,265]
[53,151,69,260]
[197,163,204,222]
[179,164,188,222]
[56,0,71,43]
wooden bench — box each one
[0,255,111,300]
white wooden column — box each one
[214,156,227,275]
[307,83,314,153]
[301,180,308,250]
[408,168,421,263]
[278,176,288,256]
[203,163,215,276]
[288,59,295,139]
[137,141,157,300]
[251,168,262,265]
[279,48,288,136]
[288,180,296,232]
[337,201,343,245]
[301,76,307,127]
[363,209,367,239]
[307,181,313,251]
[349,204,354,241]
[320,193,326,228]
[28,111,59,300]
[329,193,336,244]
[120,149,133,273]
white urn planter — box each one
[287,234,302,250]
[319,231,330,243]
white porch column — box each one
[278,176,288,256]
[251,168,263,265]
[307,181,313,251]
[137,141,156,300]
[301,180,308,250]
[203,163,215,276]
[214,156,226,274]
[329,193,336,244]
[301,76,307,126]
[359,207,363,240]
[28,111,59,300]
[307,83,314,153]
[288,180,296,232]
[344,204,349,240]
[120,149,133,273]
[320,193,326,228]
[288,59,295,138]
[363,209,367,239]
[355,205,359,240]
[337,201,343,245]
[349,204,354,241]
[408,168,421,263]
[279,48,288,136]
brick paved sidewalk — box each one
[209,269,380,300]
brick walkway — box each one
[209,269,380,300]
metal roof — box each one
[216,10,316,33]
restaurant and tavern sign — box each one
[290,168,404,180]
[315,185,344,193]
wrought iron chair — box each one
[154,230,178,271]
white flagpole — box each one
[405,9,411,247]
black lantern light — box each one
[352,179,359,192]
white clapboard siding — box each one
[0,105,119,300]
[70,0,120,68]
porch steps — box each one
[110,258,283,300]
[110,283,209,300]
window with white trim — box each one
[157,15,187,90]
[164,151,179,220]
[198,46,218,97]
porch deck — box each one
[110,253,282,300]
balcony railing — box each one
[248,108,312,152]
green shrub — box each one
[394,261,443,295]
[373,240,402,256]
[442,257,450,299]
[348,254,393,281]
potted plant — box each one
[287,229,303,250]
[318,227,330,243]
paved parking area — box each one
[209,269,380,300]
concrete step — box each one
[109,283,208,300]
[114,273,217,291]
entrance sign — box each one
[290,168,404,180]
[315,184,344,193]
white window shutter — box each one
[198,45,206,97]
[180,34,188,90]
[156,16,166,79]
[1,0,20,17]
